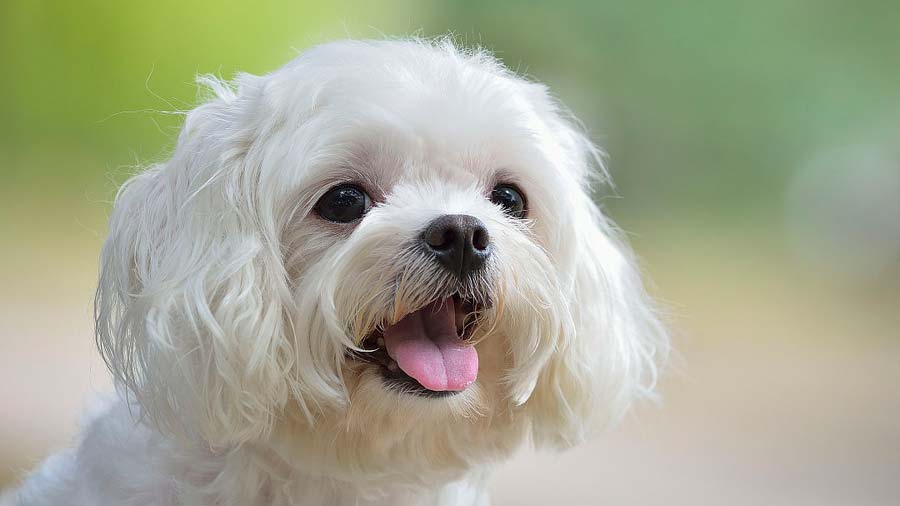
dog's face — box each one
[96,39,665,481]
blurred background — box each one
[2,1,898,504]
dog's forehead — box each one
[314,82,543,187]
[268,41,562,196]
[331,80,537,162]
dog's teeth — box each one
[376,338,384,347]
[387,361,398,372]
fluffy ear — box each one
[95,76,298,447]
[525,117,669,449]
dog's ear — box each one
[95,75,299,447]
[524,110,669,449]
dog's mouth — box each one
[353,294,487,397]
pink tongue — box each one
[382,299,478,392]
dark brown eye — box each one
[490,184,527,218]
[315,184,372,223]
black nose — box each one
[421,214,491,279]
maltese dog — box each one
[8,38,667,505]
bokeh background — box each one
[2,1,899,504]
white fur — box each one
[7,38,667,505]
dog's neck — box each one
[171,438,493,506]
[13,396,499,506]
[145,406,503,506]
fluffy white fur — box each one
[7,38,667,505]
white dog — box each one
[8,38,667,505]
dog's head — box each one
[96,39,666,477]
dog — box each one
[7,38,667,505]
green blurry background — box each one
[2,1,898,504]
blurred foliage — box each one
[1,0,899,224]
[424,1,900,222]
[0,1,418,190]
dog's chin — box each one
[349,293,490,399]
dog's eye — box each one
[490,184,527,218]
[315,184,372,223]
